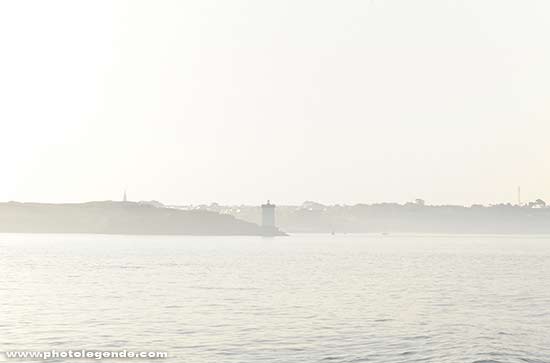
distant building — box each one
[261,200,276,229]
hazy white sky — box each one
[1,0,549,206]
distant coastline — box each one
[194,200,550,235]
[3,199,550,236]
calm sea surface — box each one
[1,234,550,363]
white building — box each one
[261,200,276,229]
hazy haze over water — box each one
[2,234,550,362]
[1,1,550,206]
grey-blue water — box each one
[1,234,550,363]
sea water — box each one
[1,234,549,362]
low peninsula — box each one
[0,201,285,236]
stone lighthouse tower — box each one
[261,200,276,231]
